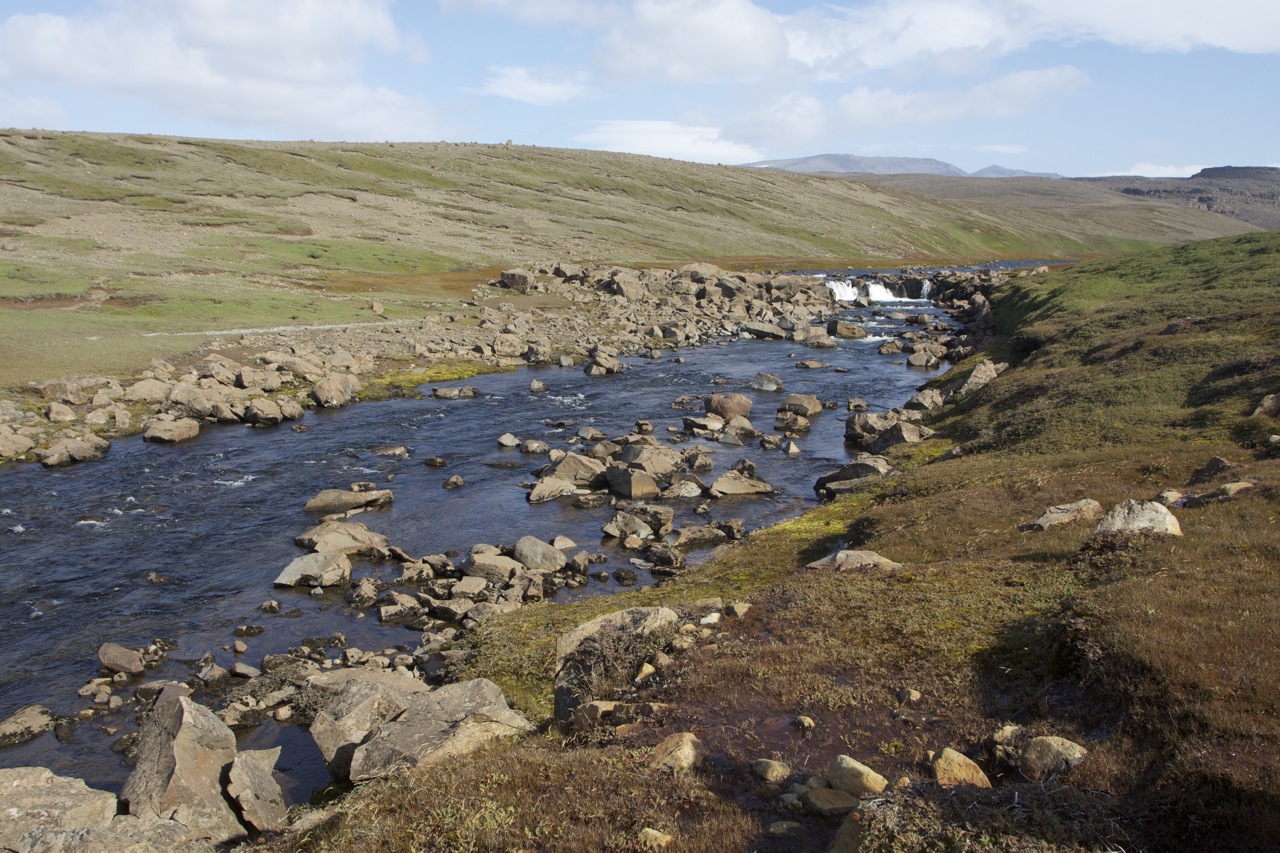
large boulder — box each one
[120,697,245,844]
[98,642,145,675]
[310,681,411,780]
[1019,499,1104,532]
[706,393,753,421]
[226,748,287,833]
[0,767,118,851]
[867,421,934,453]
[827,755,887,797]
[545,452,606,487]
[0,705,54,747]
[605,465,660,500]
[513,535,567,573]
[125,379,171,404]
[303,488,394,514]
[527,476,578,503]
[807,550,902,572]
[500,269,535,293]
[39,435,110,467]
[273,552,352,588]
[708,470,774,497]
[1019,736,1088,781]
[779,393,822,417]
[462,552,524,585]
[143,418,201,444]
[1092,500,1182,538]
[311,373,362,408]
[348,679,532,782]
[295,520,390,558]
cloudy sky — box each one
[1,0,1276,176]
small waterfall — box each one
[920,279,933,300]
[866,281,898,302]
[824,278,861,302]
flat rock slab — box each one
[143,418,201,444]
[1019,498,1103,532]
[273,552,352,588]
[807,550,903,572]
[0,704,55,747]
[303,488,393,514]
[295,520,390,558]
[0,767,117,850]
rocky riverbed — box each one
[0,260,1024,851]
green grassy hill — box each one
[0,129,1257,386]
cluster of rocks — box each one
[1017,455,1261,544]
[1,349,370,466]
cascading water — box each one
[824,278,860,302]
[920,279,933,300]
[865,281,899,302]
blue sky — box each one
[1,0,1276,176]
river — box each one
[0,285,952,802]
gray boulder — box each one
[1092,500,1182,538]
[120,697,245,844]
[0,767,117,851]
[143,418,200,444]
[513,536,567,573]
[1019,499,1104,532]
[708,470,773,497]
[226,748,286,833]
[303,488,394,514]
[310,681,411,780]
[605,465,660,500]
[39,435,110,467]
[98,642,145,675]
[348,679,532,782]
[807,550,903,572]
[0,705,54,747]
[311,373,362,408]
[706,393,753,421]
[462,552,524,585]
[295,520,390,558]
[273,552,352,588]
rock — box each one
[310,681,411,780]
[98,642,145,675]
[295,520,390,558]
[513,535,567,572]
[0,767,118,850]
[1252,394,1280,418]
[638,827,674,851]
[303,488,394,514]
[1018,499,1104,532]
[46,401,77,423]
[826,319,868,339]
[463,552,524,585]
[753,759,791,783]
[0,430,36,458]
[244,398,284,426]
[120,697,245,844]
[142,418,201,444]
[273,552,352,588]
[125,379,171,404]
[605,466,660,500]
[348,679,532,782]
[779,396,825,424]
[829,809,866,853]
[807,550,902,572]
[827,755,888,796]
[906,388,945,411]
[500,269,535,293]
[750,372,784,392]
[311,373,361,408]
[0,705,55,747]
[443,474,465,489]
[1019,736,1088,781]
[708,470,773,497]
[952,359,1004,398]
[706,393,753,421]
[803,786,860,816]
[1092,500,1182,538]
[39,435,110,467]
[931,747,991,788]
[546,452,607,487]
[867,421,934,453]
[1188,455,1237,485]
[649,733,706,772]
[225,747,286,833]
[527,476,578,503]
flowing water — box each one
[0,289,950,800]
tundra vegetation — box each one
[1,131,1276,851]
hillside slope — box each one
[0,129,1258,386]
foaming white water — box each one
[866,281,899,302]
[825,279,861,302]
[214,475,258,488]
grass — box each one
[269,232,1280,852]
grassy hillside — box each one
[281,233,1280,852]
[0,129,1257,387]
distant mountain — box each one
[744,154,967,176]
[744,153,1062,178]
[1079,167,1280,230]
[970,164,1065,179]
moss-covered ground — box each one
[276,232,1280,852]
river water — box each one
[0,288,951,801]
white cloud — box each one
[576,119,764,163]
[1111,162,1208,177]
[472,66,594,106]
[726,92,829,150]
[1019,0,1280,53]
[0,1,439,140]
[440,0,626,27]
[837,65,1088,126]
[978,143,1029,154]
[598,0,789,82]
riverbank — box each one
[271,233,1280,852]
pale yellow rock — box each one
[932,747,991,788]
